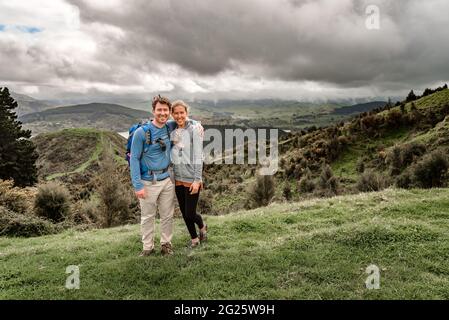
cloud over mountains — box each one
[1,0,448,101]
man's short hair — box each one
[152,94,172,110]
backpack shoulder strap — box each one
[141,123,152,145]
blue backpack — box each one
[125,121,172,166]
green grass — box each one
[332,127,410,179]
[2,188,449,299]
[46,133,104,180]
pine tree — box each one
[405,90,417,103]
[0,87,38,186]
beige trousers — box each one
[139,178,174,250]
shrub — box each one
[283,184,292,200]
[411,150,449,188]
[248,174,275,208]
[34,181,71,222]
[198,189,214,215]
[0,206,56,237]
[0,179,35,214]
[356,170,389,192]
[401,143,426,167]
[298,169,315,194]
[317,165,339,196]
[96,150,132,227]
[396,170,413,189]
[356,158,365,174]
[70,197,101,225]
[386,146,402,175]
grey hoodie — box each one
[170,120,203,183]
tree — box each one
[405,90,417,103]
[0,87,38,186]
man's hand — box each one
[189,182,201,195]
[135,189,146,199]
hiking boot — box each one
[139,249,155,257]
[187,240,201,249]
[161,243,174,256]
[199,224,208,243]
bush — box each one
[356,158,365,174]
[411,150,449,188]
[317,165,339,196]
[298,169,315,194]
[396,170,413,189]
[96,150,132,227]
[386,146,402,175]
[283,184,292,200]
[401,143,426,167]
[248,174,275,208]
[34,181,71,222]
[356,170,389,192]
[70,197,101,225]
[386,143,427,175]
[0,206,56,237]
[198,189,214,215]
[0,179,35,215]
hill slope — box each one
[1,188,449,299]
[32,128,127,181]
[20,103,151,135]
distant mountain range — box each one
[12,91,388,134]
[11,92,56,116]
[20,103,151,136]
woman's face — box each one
[172,106,188,127]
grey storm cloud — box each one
[67,0,449,87]
[1,0,449,100]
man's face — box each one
[152,102,170,124]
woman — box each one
[170,100,207,248]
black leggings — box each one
[175,185,204,239]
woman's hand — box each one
[189,182,201,194]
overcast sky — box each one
[1,0,448,102]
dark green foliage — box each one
[356,170,389,192]
[317,165,338,196]
[356,158,365,174]
[34,182,71,222]
[283,184,292,200]
[297,168,315,194]
[406,90,417,103]
[386,142,426,175]
[248,174,275,208]
[396,170,413,189]
[386,146,402,175]
[411,150,449,188]
[0,206,56,237]
[96,149,132,227]
[0,87,38,187]
[401,142,426,167]
[198,189,214,215]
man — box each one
[130,95,175,256]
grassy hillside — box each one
[201,88,449,213]
[20,103,151,135]
[1,188,449,299]
[32,128,127,181]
